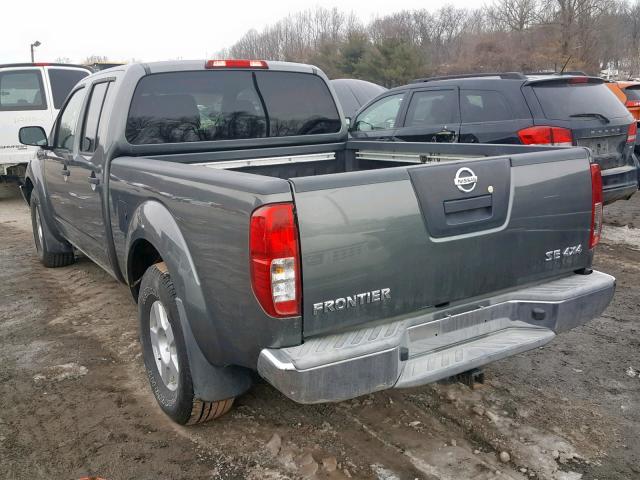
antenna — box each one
[559,56,572,75]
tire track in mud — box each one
[2,191,636,479]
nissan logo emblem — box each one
[454,167,478,193]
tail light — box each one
[589,163,603,249]
[206,59,268,69]
[250,203,300,317]
[625,100,640,108]
[627,122,637,144]
[518,126,573,146]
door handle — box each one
[88,175,100,191]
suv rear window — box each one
[48,68,90,109]
[0,70,46,111]
[126,70,341,144]
[532,81,630,120]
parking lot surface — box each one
[1,184,638,480]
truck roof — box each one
[135,59,320,75]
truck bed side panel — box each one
[108,157,300,367]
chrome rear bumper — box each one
[258,271,615,403]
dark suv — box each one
[350,72,638,204]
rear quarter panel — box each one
[108,158,301,367]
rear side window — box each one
[532,81,630,120]
[461,90,512,123]
[81,82,110,152]
[0,70,46,111]
[125,70,341,145]
[48,68,90,109]
[404,90,457,126]
[354,93,405,131]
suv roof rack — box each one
[411,72,527,83]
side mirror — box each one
[19,126,49,148]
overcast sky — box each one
[1,0,484,64]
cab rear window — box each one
[0,70,46,111]
[126,70,341,144]
[532,81,630,120]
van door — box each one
[64,80,112,268]
[394,88,460,143]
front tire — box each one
[138,262,234,424]
[30,196,75,268]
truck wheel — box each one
[30,197,75,268]
[138,262,234,424]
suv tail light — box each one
[250,203,300,317]
[206,59,268,69]
[625,100,640,108]
[627,122,637,144]
[518,126,573,146]
[590,163,603,249]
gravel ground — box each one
[0,183,638,480]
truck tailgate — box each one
[291,148,593,337]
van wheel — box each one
[30,197,75,268]
[138,262,234,424]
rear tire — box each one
[138,262,234,424]
[30,196,75,268]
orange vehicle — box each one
[606,81,640,121]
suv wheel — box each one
[138,262,234,424]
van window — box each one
[0,70,46,111]
[461,90,512,122]
[81,82,110,152]
[125,70,341,144]
[48,68,90,109]
[55,89,85,150]
[405,90,458,126]
[532,81,630,120]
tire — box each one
[138,262,234,424]
[30,195,75,268]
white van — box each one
[0,63,90,181]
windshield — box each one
[532,81,630,120]
[126,70,341,144]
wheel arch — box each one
[125,200,252,402]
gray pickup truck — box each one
[18,60,615,425]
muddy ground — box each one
[0,183,638,480]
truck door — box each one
[64,80,113,268]
[43,87,86,242]
[394,88,460,143]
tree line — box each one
[221,0,640,87]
